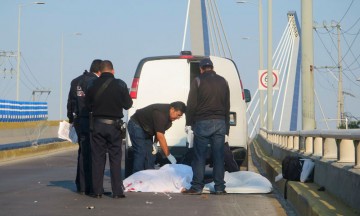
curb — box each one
[0,141,78,163]
[252,134,359,216]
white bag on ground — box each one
[300,159,315,182]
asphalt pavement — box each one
[0,148,288,216]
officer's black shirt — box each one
[67,70,87,123]
[131,104,172,136]
[77,72,98,118]
[86,72,133,119]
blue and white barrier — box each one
[0,99,48,122]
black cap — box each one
[199,58,213,68]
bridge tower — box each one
[301,0,316,130]
[281,12,301,131]
[189,0,210,56]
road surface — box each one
[0,148,288,216]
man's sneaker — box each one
[181,188,202,195]
[210,190,227,195]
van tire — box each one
[124,147,134,178]
[232,147,247,167]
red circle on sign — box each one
[260,71,278,88]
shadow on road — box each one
[48,180,77,193]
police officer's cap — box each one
[199,58,213,68]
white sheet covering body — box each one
[123,164,272,194]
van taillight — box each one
[240,79,245,100]
[179,55,193,59]
[130,78,139,99]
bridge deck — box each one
[1,128,358,215]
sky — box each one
[1,0,360,130]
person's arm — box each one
[186,79,199,126]
[156,132,177,164]
[67,81,76,123]
[156,132,169,156]
[119,80,133,110]
[225,81,231,135]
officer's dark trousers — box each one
[78,118,92,194]
[73,118,81,191]
[91,121,123,196]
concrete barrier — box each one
[0,121,78,162]
[0,122,59,146]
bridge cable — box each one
[208,0,226,57]
[212,0,233,58]
[247,20,295,133]
[206,0,221,56]
[273,26,293,122]
[181,0,191,51]
[315,90,330,129]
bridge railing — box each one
[260,128,360,168]
[0,99,48,122]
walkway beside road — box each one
[0,121,61,150]
[252,134,359,216]
[0,121,74,162]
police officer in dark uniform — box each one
[67,59,102,194]
[86,60,133,199]
[67,71,86,193]
[76,59,102,194]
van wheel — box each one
[232,147,247,167]
[124,147,134,178]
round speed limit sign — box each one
[258,70,279,90]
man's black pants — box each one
[91,121,123,196]
[78,117,93,194]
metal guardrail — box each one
[0,99,48,122]
[259,128,360,168]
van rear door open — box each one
[128,58,190,147]
[125,55,250,177]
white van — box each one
[125,52,251,177]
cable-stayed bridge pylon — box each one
[247,12,301,137]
